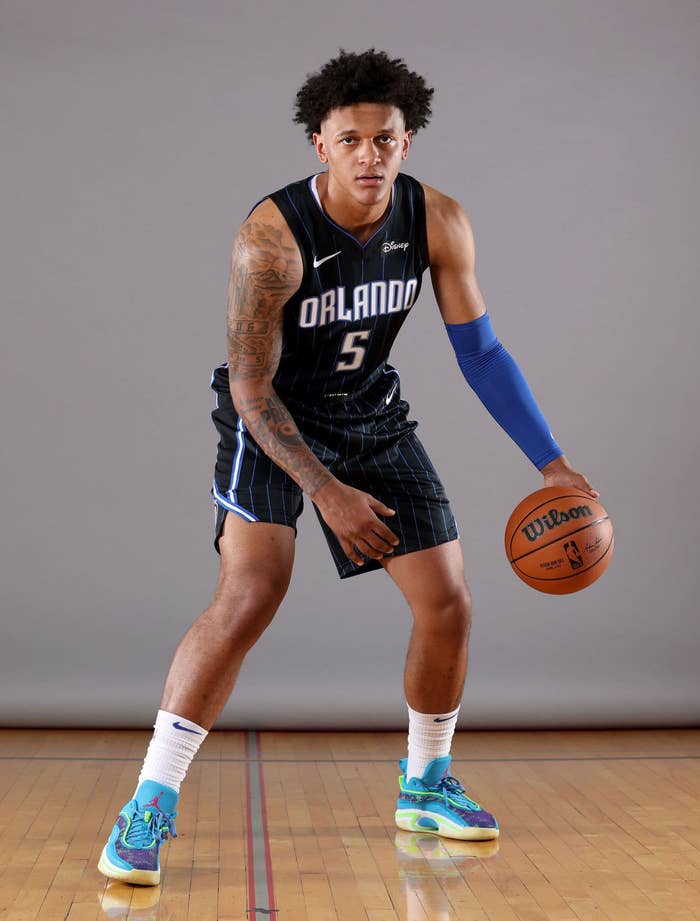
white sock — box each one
[136,709,208,795]
[406,703,460,781]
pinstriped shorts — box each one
[210,364,459,579]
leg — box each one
[98,511,295,885]
[381,539,471,713]
[384,541,498,840]
[161,511,295,728]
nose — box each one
[357,139,381,165]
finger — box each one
[581,478,600,498]
[370,528,398,553]
[369,498,396,517]
[368,517,400,546]
[357,537,388,560]
[341,540,364,566]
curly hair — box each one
[294,49,434,142]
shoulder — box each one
[420,182,475,267]
[240,195,295,244]
[233,196,303,284]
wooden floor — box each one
[0,730,699,921]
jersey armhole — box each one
[267,188,310,281]
[405,175,430,272]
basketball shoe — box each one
[395,756,499,840]
[98,781,178,886]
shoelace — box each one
[124,804,178,848]
[438,775,480,810]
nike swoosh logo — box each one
[172,721,204,734]
[385,381,399,405]
[313,251,341,268]
[433,716,454,723]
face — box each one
[313,103,412,206]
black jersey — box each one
[210,171,459,573]
[267,172,429,406]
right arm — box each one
[226,199,398,564]
[227,199,332,497]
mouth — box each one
[356,174,384,186]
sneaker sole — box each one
[395,808,499,841]
[98,846,160,886]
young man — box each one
[99,50,597,885]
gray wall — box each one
[2,0,698,728]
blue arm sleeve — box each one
[445,312,563,470]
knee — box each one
[441,586,473,638]
[414,583,472,641]
[206,574,289,652]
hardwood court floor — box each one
[0,729,698,921]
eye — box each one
[339,137,356,145]
[377,135,395,144]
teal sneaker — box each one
[98,781,178,886]
[395,756,499,841]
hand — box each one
[312,479,400,566]
[540,455,599,499]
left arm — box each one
[423,184,598,497]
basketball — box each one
[505,487,613,594]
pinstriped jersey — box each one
[267,172,429,406]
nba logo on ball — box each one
[505,487,614,594]
[563,540,584,570]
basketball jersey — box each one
[210,171,459,570]
[266,172,429,406]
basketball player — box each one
[99,50,598,885]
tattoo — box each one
[226,220,300,381]
[239,393,332,497]
[226,214,330,496]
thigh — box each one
[380,539,469,612]
[215,510,296,607]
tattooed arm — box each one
[226,198,399,564]
[227,198,332,497]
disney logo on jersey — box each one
[299,279,418,329]
[382,240,410,254]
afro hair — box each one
[294,49,434,142]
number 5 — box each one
[335,330,370,372]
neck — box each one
[317,172,392,243]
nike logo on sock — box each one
[433,716,455,722]
[172,721,203,734]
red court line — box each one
[244,730,277,918]
[258,748,277,915]
[244,731,256,916]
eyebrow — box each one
[334,128,398,138]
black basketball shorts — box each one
[210,363,459,579]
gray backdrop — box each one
[2,0,698,728]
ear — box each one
[312,132,328,164]
[401,130,413,161]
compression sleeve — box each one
[445,312,563,470]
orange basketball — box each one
[504,486,613,594]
